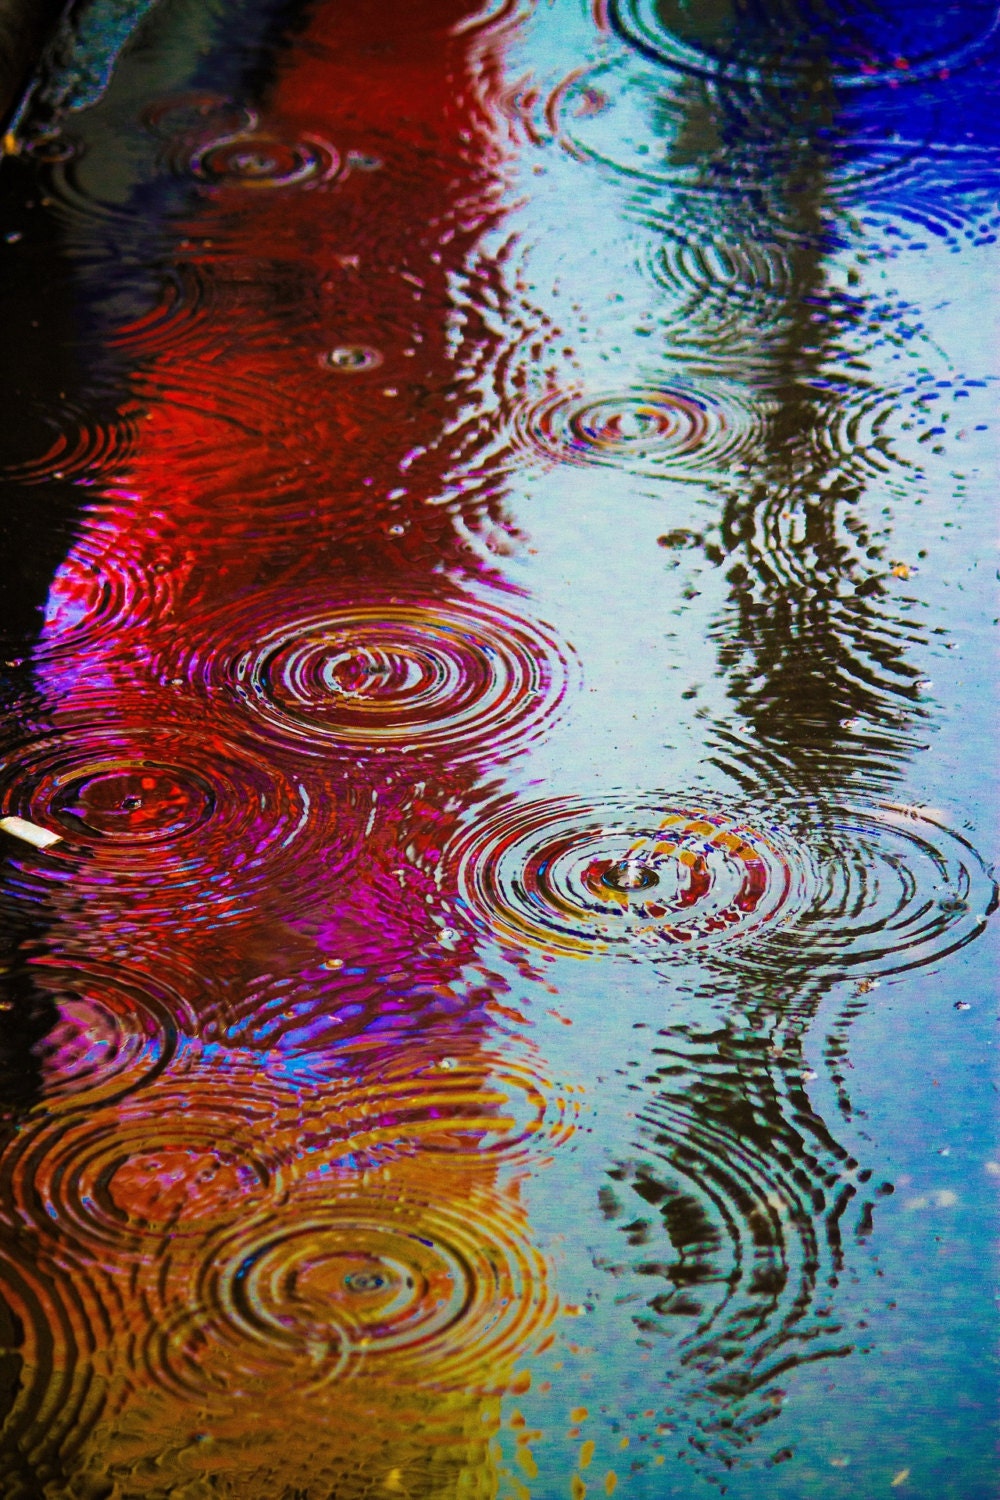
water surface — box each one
[0,0,996,1495]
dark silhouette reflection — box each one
[576,0,998,1472]
[0,926,51,1115]
[616,0,998,803]
[0,0,63,127]
[706,143,931,801]
[595,1016,889,1471]
[0,0,324,1128]
[0,139,101,1135]
[0,155,91,659]
[634,73,932,801]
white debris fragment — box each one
[0,816,62,849]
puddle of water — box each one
[0,0,996,1496]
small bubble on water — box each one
[601,859,659,893]
[344,1270,388,1293]
[346,151,382,171]
[321,344,383,372]
[232,149,279,176]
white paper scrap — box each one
[0,816,63,849]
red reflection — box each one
[7,3,561,1492]
[36,0,522,1041]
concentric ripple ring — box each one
[147,1184,554,1399]
[178,590,579,760]
[450,795,996,976]
[0,725,360,921]
[0,1073,298,1261]
[509,382,765,477]
[451,795,795,960]
[27,958,189,1109]
[189,131,340,188]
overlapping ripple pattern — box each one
[452,794,995,978]
[610,0,1000,87]
[0,0,995,1494]
[0,725,361,924]
[593,1019,871,1465]
[451,795,795,959]
[150,1177,554,1400]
